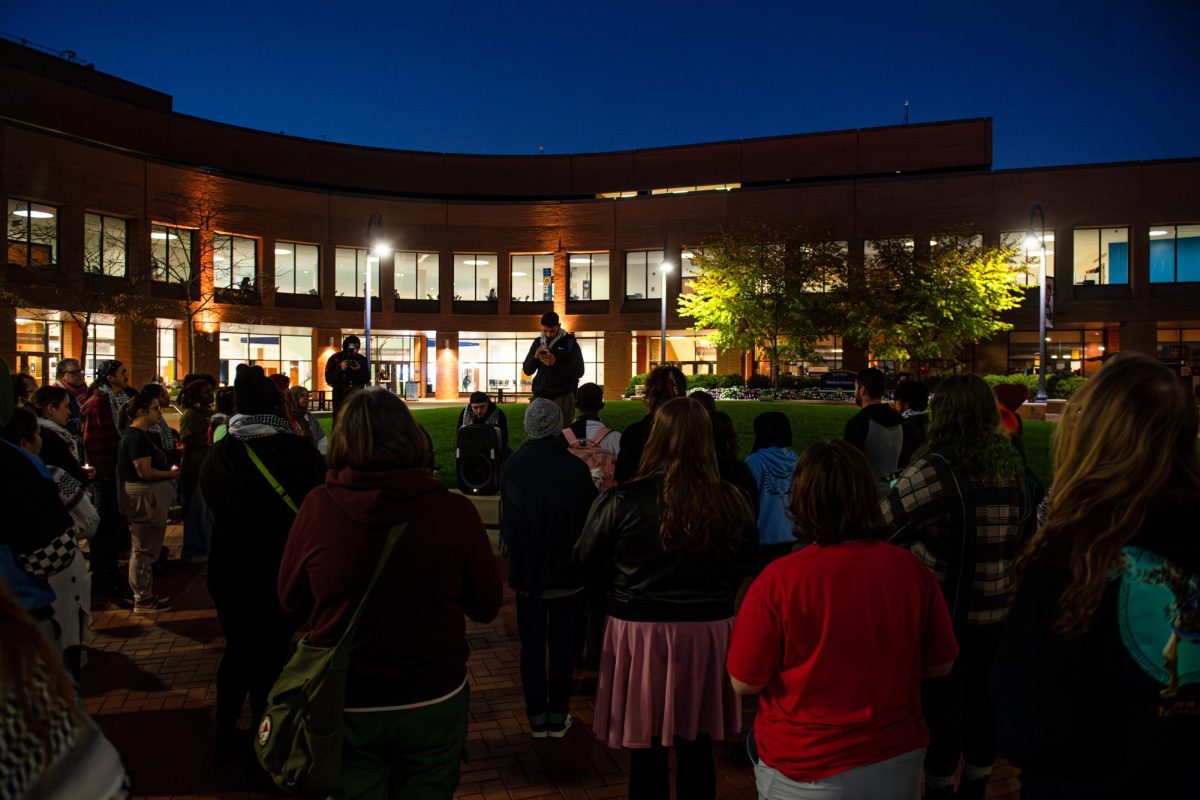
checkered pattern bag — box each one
[17,530,78,579]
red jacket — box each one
[279,466,502,707]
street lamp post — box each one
[1025,204,1049,402]
[659,259,673,363]
[365,213,388,388]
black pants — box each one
[515,592,581,718]
[214,602,293,737]
[628,735,715,800]
[922,622,1004,779]
[90,477,126,579]
[331,385,363,419]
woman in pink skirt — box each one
[574,396,757,799]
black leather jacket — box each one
[572,475,757,622]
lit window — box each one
[151,224,193,283]
[1149,225,1200,283]
[334,247,384,299]
[569,253,610,301]
[394,252,440,300]
[1073,227,1128,285]
[1002,231,1055,288]
[275,242,320,295]
[624,250,666,300]
[453,254,498,302]
[7,199,58,267]
[214,234,258,291]
[511,254,554,302]
[83,214,128,277]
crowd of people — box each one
[1,321,1197,799]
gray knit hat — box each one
[524,398,563,439]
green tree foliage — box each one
[845,234,1027,363]
[677,224,847,387]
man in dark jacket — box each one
[200,364,326,763]
[324,334,369,418]
[894,379,930,470]
[521,312,585,425]
[500,398,597,738]
[844,367,904,499]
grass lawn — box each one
[324,400,1055,489]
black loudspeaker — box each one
[456,425,502,495]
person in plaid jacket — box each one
[81,360,133,596]
[880,373,1029,800]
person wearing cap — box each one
[568,382,621,459]
[200,364,327,764]
[324,334,369,419]
[80,358,134,597]
[461,390,510,455]
[522,312,585,425]
[500,398,598,738]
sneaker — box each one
[530,720,549,739]
[133,595,172,613]
[546,715,572,739]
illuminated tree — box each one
[845,233,1028,365]
[678,224,848,387]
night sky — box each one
[6,0,1198,168]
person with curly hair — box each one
[993,354,1200,799]
[881,373,1029,800]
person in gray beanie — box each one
[500,398,597,738]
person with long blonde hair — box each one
[574,396,757,800]
[993,354,1200,799]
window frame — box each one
[569,252,610,301]
[1072,227,1129,286]
[274,241,320,295]
[393,251,441,300]
[150,224,194,283]
[1148,225,1200,284]
[84,213,128,278]
[510,254,554,302]
[452,253,499,302]
[213,232,259,291]
[624,249,666,300]
[7,199,59,268]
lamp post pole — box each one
[660,259,673,364]
[365,213,385,388]
[1028,204,1049,402]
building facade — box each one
[4,40,1198,400]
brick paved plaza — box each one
[82,525,1020,799]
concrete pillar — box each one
[435,331,460,400]
[1119,319,1156,357]
[553,250,568,320]
[191,322,220,383]
[62,320,84,363]
[603,330,632,401]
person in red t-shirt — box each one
[728,440,958,800]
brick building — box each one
[4,39,1198,400]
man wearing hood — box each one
[844,367,904,499]
[325,334,369,418]
[744,411,799,564]
[461,390,510,455]
[200,364,327,764]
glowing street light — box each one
[659,259,674,363]
[365,213,387,386]
[1026,204,1050,402]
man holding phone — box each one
[522,312,585,424]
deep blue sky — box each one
[7,1,1199,168]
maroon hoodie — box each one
[279,466,502,707]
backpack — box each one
[563,424,617,491]
[255,523,407,796]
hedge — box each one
[982,373,1087,400]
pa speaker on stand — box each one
[456,425,502,495]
